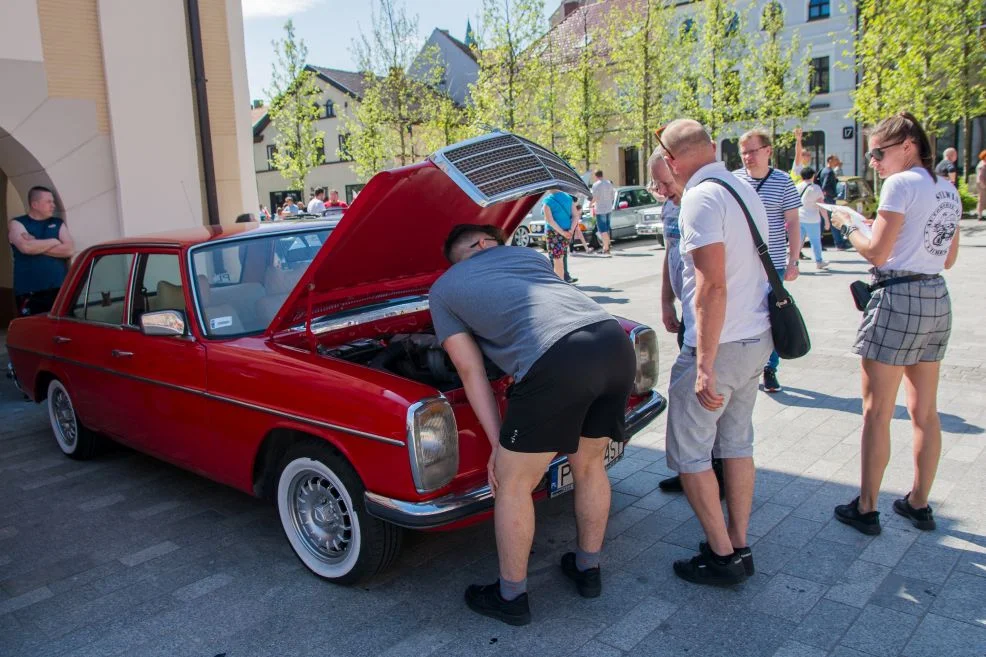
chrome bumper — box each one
[364,390,667,530]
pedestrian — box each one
[977,150,986,220]
[307,188,327,214]
[590,170,616,256]
[649,147,729,499]
[8,186,74,316]
[259,204,271,221]
[789,127,812,184]
[819,154,849,250]
[326,189,349,209]
[796,167,830,270]
[281,196,299,216]
[733,128,802,393]
[935,147,958,187]
[656,119,772,586]
[542,189,578,280]
[831,112,961,535]
[431,224,635,624]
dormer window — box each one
[325,100,335,118]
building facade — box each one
[1,0,257,325]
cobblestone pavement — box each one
[2,221,985,657]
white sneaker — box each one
[816,261,830,270]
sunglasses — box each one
[865,139,906,162]
[468,237,498,249]
[654,125,675,160]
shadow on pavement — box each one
[774,386,984,434]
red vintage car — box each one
[6,133,666,584]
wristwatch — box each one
[841,224,858,239]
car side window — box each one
[634,189,657,206]
[130,253,183,325]
[836,182,847,200]
[68,253,134,325]
[617,191,633,208]
[847,181,860,199]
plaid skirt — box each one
[852,268,951,366]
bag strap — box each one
[700,177,791,306]
[871,273,937,291]
[754,168,772,193]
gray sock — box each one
[499,577,527,601]
[576,546,600,572]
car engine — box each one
[318,333,503,390]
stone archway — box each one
[0,57,122,327]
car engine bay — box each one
[317,333,504,390]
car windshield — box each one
[190,228,331,337]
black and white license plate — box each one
[548,440,625,497]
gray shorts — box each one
[852,269,950,366]
[666,330,773,474]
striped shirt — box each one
[733,167,802,269]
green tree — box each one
[470,0,545,132]
[525,28,564,150]
[558,5,611,173]
[748,1,812,165]
[944,0,986,177]
[348,0,432,173]
[605,0,681,180]
[265,21,325,191]
[677,0,748,140]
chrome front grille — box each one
[430,132,590,207]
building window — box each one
[808,0,830,21]
[810,56,830,94]
[338,134,351,161]
[266,145,277,170]
[325,100,335,118]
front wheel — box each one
[276,442,402,585]
[47,379,100,460]
[512,226,531,248]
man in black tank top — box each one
[8,186,74,316]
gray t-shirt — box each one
[591,179,616,215]
[429,246,614,381]
[661,200,683,300]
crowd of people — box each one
[431,112,962,625]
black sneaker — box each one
[763,367,781,393]
[464,581,532,626]
[700,542,754,576]
[673,549,747,587]
[893,493,936,531]
[834,497,881,535]
[560,552,602,598]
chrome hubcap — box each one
[52,388,77,448]
[289,471,353,564]
[514,227,530,247]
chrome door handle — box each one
[52,336,71,344]
[110,350,134,358]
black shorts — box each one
[499,319,636,454]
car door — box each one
[612,190,637,237]
[106,250,209,464]
[51,250,137,437]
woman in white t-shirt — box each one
[795,167,829,270]
[830,112,961,537]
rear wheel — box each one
[276,442,402,585]
[512,226,531,248]
[47,379,100,460]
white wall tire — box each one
[275,442,402,585]
[46,379,98,460]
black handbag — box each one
[850,274,937,312]
[701,177,811,360]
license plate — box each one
[548,440,625,497]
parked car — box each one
[835,175,877,218]
[511,211,537,247]
[5,132,667,586]
[530,185,661,246]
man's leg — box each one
[680,468,732,556]
[722,457,755,549]
[493,449,558,583]
[762,268,785,393]
[567,437,610,557]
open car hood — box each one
[266,132,590,337]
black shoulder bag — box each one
[702,177,811,360]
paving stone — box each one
[631,487,676,512]
[745,540,796,576]
[791,599,860,651]
[840,604,920,657]
[747,502,795,537]
[172,573,234,602]
[77,493,126,512]
[893,542,960,585]
[825,560,893,609]
[0,586,52,615]
[118,541,180,568]
[903,612,986,657]
[604,506,653,540]
[870,573,939,616]
[749,573,828,623]
[761,516,825,549]
[661,603,795,657]
[612,469,663,497]
[596,595,678,651]
[858,526,919,567]
[572,639,625,657]
[780,538,862,585]
[771,641,828,657]
[929,571,986,628]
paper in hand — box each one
[818,203,872,238]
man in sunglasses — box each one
[430,224,636,625]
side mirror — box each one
[140,310,187,337]
[618,201,629,209]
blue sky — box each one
[242,0,486,102]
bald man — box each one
[935,147,958,187]
[656,119,773,587]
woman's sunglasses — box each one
[865,139,905,162]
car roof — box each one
[97,220,338,249]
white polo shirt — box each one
[679,162,771,347]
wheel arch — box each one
[33,370,57,402]
[251,426,357,500]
